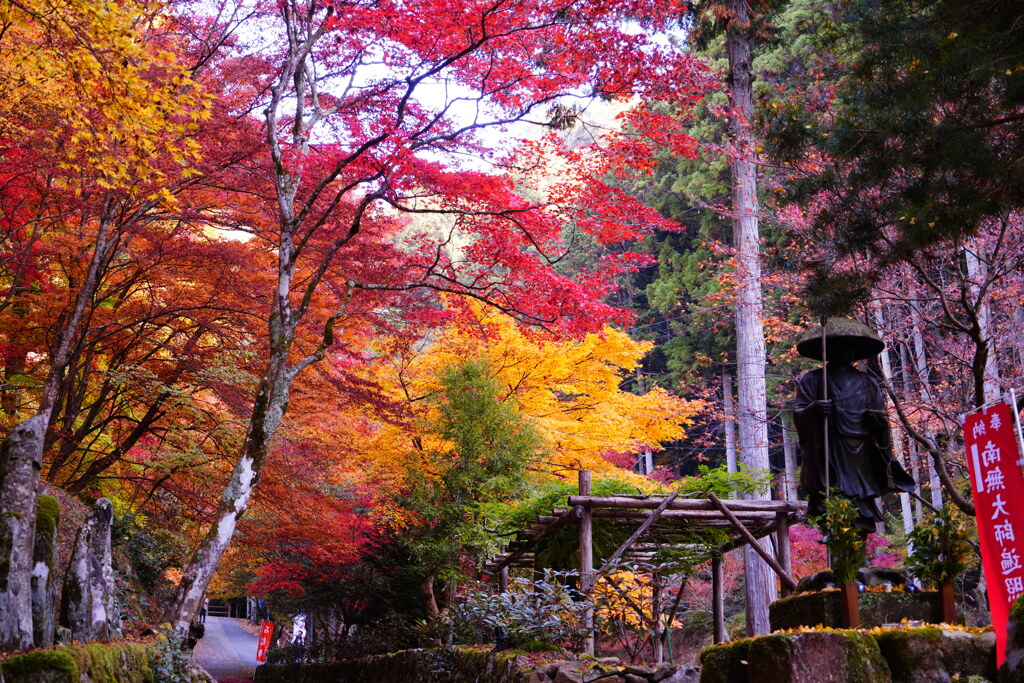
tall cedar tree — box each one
[724,0,776,634]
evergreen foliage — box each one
[811,495,867,584]
[397,359,543,602]
[908,505,975,587]
[765,0,1024,290]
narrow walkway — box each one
[193,616,260,682]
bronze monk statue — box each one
[793,318,916,531]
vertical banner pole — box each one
[1010,390,1024,479]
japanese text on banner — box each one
[964,400,1024,667]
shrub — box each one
[438,572,591,654]
[811,495,867,584]
[909,504,974,586]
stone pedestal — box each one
[770,590,942,631]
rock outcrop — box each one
[59,498,119,642]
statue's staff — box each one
[821,315,830,503]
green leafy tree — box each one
[399,360,542,616]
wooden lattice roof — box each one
[482,493,807,577]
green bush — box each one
[811,495,866,584]
[437,572,590,653]
[112,510,188,592]
[149,629,194,683]
[908,504,974,586]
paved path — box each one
[194,616,260,681]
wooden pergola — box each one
[482,470,807,654]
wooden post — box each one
[579,470,594,656]
[840,582,860,628]
[533,553,543,595]
[498,566,508,593]
[707,493,797,592]
[776,512,792,598]
[940,582,956,624]
[712,555,726,643]
[652,576,664,663]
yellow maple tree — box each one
[353,302,704,500]
[0,0,207,191]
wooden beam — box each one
[483,505,581,576]
[597,492,678,575]
[707,492,797,592]
[590,509,777,521]
[568,495,805,513]
[776,511,792,598]
[712,555,726,643]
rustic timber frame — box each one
[482,470,806,654]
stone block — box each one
[747,630,891,683]
[771,590,942,631]
[661,665,699,683]
[876,627,996,682]
[699,637,751,683]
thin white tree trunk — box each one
[871,301,915,543]
[780,411,798,502]
[964,241,996,620]
[636,371,654,475]
[898,343,924,523]
[965,242,1001,403]
[725,0,776,636]
[910,445,923,522]
[909,307,944,509]
[723,372,738,481]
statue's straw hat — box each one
[796,317,884,361]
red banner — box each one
[964,399,1024,666]
[256,620,274,663]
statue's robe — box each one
[794,362,916,530]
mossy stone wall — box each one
[254,647,687,683]
[701,627,995,683]
[0,641,154,683]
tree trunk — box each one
[0,213,115,650]
[963,241,995,622]
[781,411,798,501]
[420,569,440,617]
[636,372,655,475]
[964,241,1001,404]
[725,0,776,636]
[162,23,314,633]
[908,309,944,509]
[723,372,738,482]
[162,362,291,633]
[871,301,915,544]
